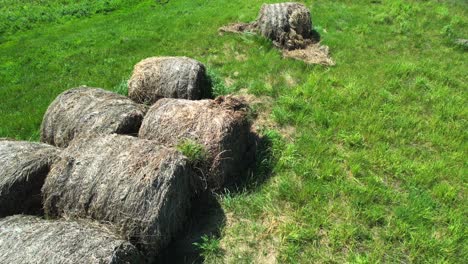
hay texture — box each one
[219,2,334,66]
[40,87,147,148]
[219,22,256,34]
[42,134,193,261]
[0,139,60,217]
[139,96,254,190]
[256,2,313,50]
[0,215,143,263]
[283,43,335,66]
[128,57,210,105]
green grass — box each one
[1,0,467,263]
[177,138,209,165]
[193,235,224,262]
[0,0,145,40]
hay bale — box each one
[219,3,334,66]
[0,215,144,263]
[256,2,313,50]
[40,87,147,148]
[42,134,194,261]
[128,57,211,105]
[138,96,254,190]
[0,139,60,217]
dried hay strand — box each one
[138,96,255,190]
[282,43,335,66]
[40,87,147,148]
[42,134,194,261]
[219,22,256,34]
[0,139,60,217]
[0,215,144,263]
[219,2,334,66]
[128,57,211,105]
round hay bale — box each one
[256,2,313,50]
[40,87,147,148]
[0,139,60,217]
[0,215,144,263]
[42,134,194,262]
[138,96,254,190]
[128,57,211,105]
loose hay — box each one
[219,2,334,66]
[0,139,60,217]
[40,87,147,148]
[42,134,194,261]
[128,57,211,105]
[219,22,256,34]
[0,215,144,263]
[138,96,255,190]
[282,43,335,66]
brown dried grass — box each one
[128,57,211,105]
[0,215,144,263]
[219,2,334,66]
[256,2,313,50]
[282,43,335,66]
[42,134,194,262]
[40,87,147,148]
[139,96,256,190]
[0,139,60,217]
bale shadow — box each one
[311,29,321,43]
[159,132,276,263]
[158,193,226,263]
[226,132,275,193]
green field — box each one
[1,0,467,263]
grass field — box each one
[1,0,467,263]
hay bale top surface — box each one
[128,56,210,105]
[0,215,143,264]
[139,96,253,189]
[42,134,193,261]
[0,139,60,175]
[0,139,60,217]
[40,87,147,148]
[139,96,249,149]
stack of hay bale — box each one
[0,56,255,263]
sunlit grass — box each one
[0,0,466,262]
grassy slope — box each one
[0,0,466,263]
[0,0,145,39]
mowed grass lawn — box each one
[1,0,467,263]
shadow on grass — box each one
[159,132,276,263]
[311,29,321,43]
[159,193,226,263]
[228,132,276,193]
